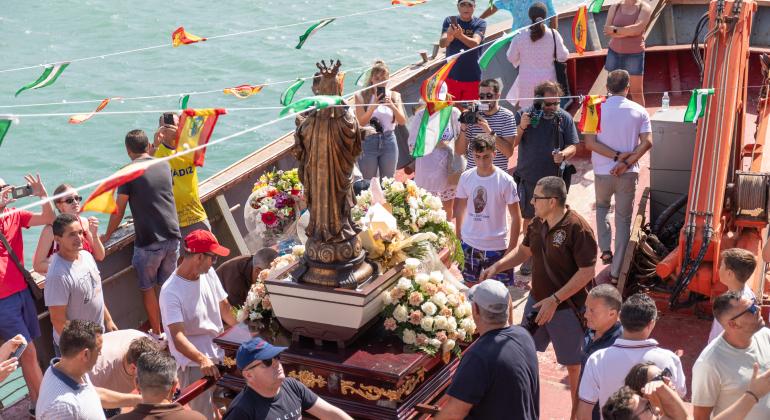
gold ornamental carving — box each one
[288,370,328,389]
[340,368,426,402]
[222,357,236,368]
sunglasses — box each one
[59,195,83,205]
[730,298,760,321]
[650,367,671,382]
[202,252,218,264]
[245,357,279,370]
[478,93,496,100]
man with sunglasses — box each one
[692,291,770,420]
[224,337,352,420]
[159,230,237,418]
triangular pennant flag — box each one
[179,95,190,110]
[684,88,715,123]
[0,119,12,148]
[81,160,154,214]
[280,79,305,106]
[478,30,521,70]
[173,108,227,167]
[223,84,265,99]
[280,95,344,116]
[172,27,207,47]
[578,95,606,134]
[15,62,70,97]
[295,18,335,49]
[355,69,371,87]
[412,106,453,158]
[69,98,119,124]
[572,6,588,56]
[589,0,605,13]
[391,0,427,6]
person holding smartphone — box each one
[439,0,487,105]
[354,60,407,180]
[0,334,25,382]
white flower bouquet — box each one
[236,246,305,323]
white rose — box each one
[420,316,435,332]
[429,338,442,348]
[443,339,456,352]
[445,284,459,295]
[390,182,405,192]
[415,273,430,287]
[421,302,438,316]
[460,318,477,335]
[397,277,413,290]
[393,305,409,323]
[461,302,473,317]
[456,329,467,341]
[249,312,262,321]
[407,196,419,209]
[417,216,427,227]
[428,271,444,283]
[404,258,421,271]
[447,316,458,332]
[446,293,460,308]
[434,315,449,331]
[236,309,247,322]
[402,329,417,345]
[425,195,443,210]
[382,290,393,306]
[431,292,448,307]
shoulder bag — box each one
[552,29,573,109]
[0,231,43,301]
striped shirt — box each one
[36,358,106,419]
[464,107,517,171]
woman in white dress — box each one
[506,2,569,108]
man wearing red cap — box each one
[159,230,237,418]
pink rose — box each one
[384,317,398,331]
[424,283,439,295]
[440,307,453,317]
[448,331,458,340]
[436,331,448,343]
[409,310,423,325]
[416,333,429,346]
[390,287,406,300]
[408,291,424,306]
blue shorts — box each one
[0,289,41,343]
[461,242,515,286]
[604,48,645,76]
[132,239,180,291]
[523,295,585,366]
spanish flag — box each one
[391,0,427,6]
[572,6,588,56]
[81,160,154,214]
[578,95,606,134]
[172,27,207,47]
[412,57,457,158]
[172,108,227,167]
[421,57,457,115]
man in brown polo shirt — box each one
[215,248,279,307]
[481,175,597,419]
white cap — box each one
[468,280,510,313]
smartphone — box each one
[10,342,26,360]
[450,16,458,27]
[162,112,176,126]
[11,185,33,199]
[376,86,386,99]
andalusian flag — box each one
[224,84,264,99]
[179,95,190,110]
[412,58,457,158]
[172,27,207,47]
[391,0,427,5]
[69,98,118,124]
[578,95,606,134]
[572,6,588,55]
[15,63,70,97]
[82,160,154,214]
[173,108,227,167]
[684,88,714,123]
[0,119,12,148]
[280,95,344,117]
[478,30,520,70]
[295,19,335,49]
[589,0,604,13]
[280,79,305,106]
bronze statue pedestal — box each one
[293,236,375,289]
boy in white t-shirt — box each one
[708,248,757,343]
[454,134,521,285]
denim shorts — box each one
[0,289,41,342]
[132,238,180,291]
[461,242,515,286]
[604,48,645,76]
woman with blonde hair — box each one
[354,60,407,180]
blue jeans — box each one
[358,131,398,180]
[132,239,180,291]
[604,48,645,76]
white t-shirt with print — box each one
[160,267,228,368]
[455,166,519,251]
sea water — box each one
[0,0,571,259]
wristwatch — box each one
[552,294,562,305]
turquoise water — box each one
[0,0,569,259]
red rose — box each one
[291,189,301,196]
[261,212,278,227]
[267,189,278,198]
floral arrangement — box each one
[381,259,475,357]
[246,169,303,245]
[353,178,462,266]
[236,245,305,323]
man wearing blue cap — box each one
[224,337,352,420]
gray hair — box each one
[588,284,622,312]
[136,352,177,394]
[252,247,279,269]
[536,176,568,206]
[476,304,509,324]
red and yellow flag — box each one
[420,57,457,114]
[172,27,207,47]
[572,6,588,56]
[223,84,264,99]
[578,95,606,134]
[81,160,154,214]
[172,108,227,167]
[392,0,427,6]
[69,98,120,124]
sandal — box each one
[601,251,613,265]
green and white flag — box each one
[15,62,70,97]
[588,0,605,13]
[280,95,343,116]
[412,107,453,158]
[684,88,714,123]
[280,79,305,106]
[0,119,12,148]
[179,94,190,110]
[355,69,371,87]
[295,18,335,49]
[478,30,521,70]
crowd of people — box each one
[0,0,767,419]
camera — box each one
[529,99,544,128]
[370,117,384,134]
[11,185,33,200]
[522,310,540,335]
[459,102,481,125]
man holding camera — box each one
[455,79,516,172]
[0,174,54,413]
[513,81,578,275]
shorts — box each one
[0,289,41,342]
[179,219,211,240]
[445,78,480,106]
[522,295,585,365]
[604,48,645,76]
[461,242,515,286]
[132,239,180,291]
[515,176,536,219]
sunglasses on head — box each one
[59,196,83,205]
[650,367,672,382]
[478,93,496,100]
[730,298,760,321]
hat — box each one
[184,230,230,257]
[236,337,287,370]
[458,0,476,4]
[468,280,510,313]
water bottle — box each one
[661,92,670,111]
